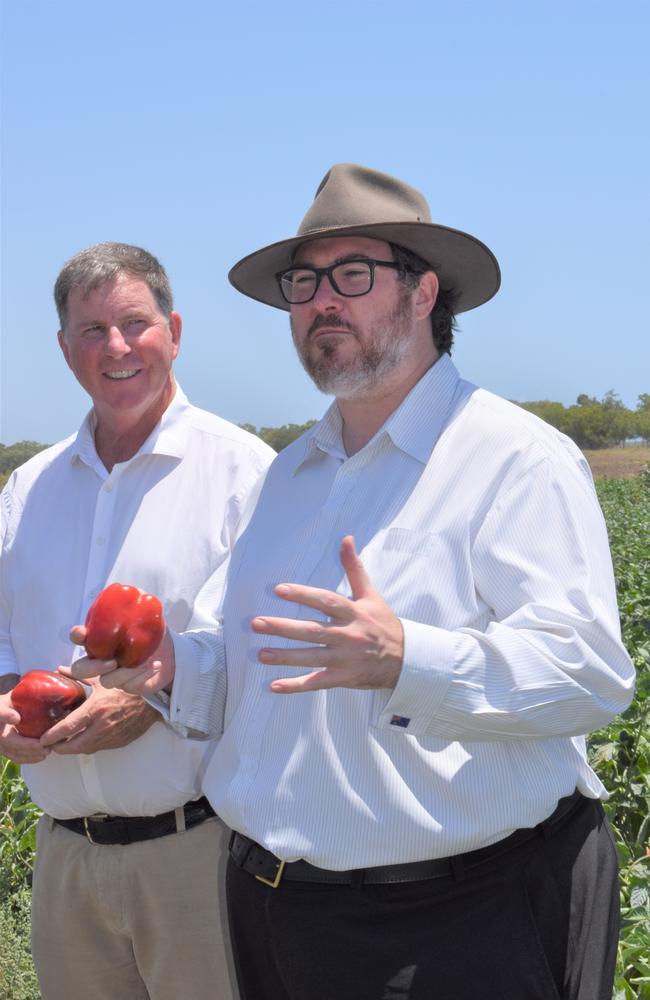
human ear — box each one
[57,329,72,369]
[169,312,182,359]
[414,271,439,321]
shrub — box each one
[592,472,650,996]
[0,887,40,1000]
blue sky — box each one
[1,0,648,445]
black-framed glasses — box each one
[276,258,402,305]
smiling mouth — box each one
[104,370,141,380]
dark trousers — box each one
[226,796,620,1000]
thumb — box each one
[340,535,375,601]
[69,625,87,646]
[1,705,21,727]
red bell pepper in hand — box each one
[84,583,165,668]
[11,670,87,738]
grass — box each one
[584,445,650,480]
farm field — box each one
[0,472,648,999]
[584,445,650,481]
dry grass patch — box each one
[583,445,650,480]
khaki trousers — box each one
[31,812,238,1000]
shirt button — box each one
[96,537,105,546]
[103,483,113,493]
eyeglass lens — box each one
[280,261,374,303]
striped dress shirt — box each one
[171,355,635,869]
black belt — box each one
[53,795,216,845]
[229,789,586,888]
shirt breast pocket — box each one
[362,526,473,625]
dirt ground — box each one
[582,445,650,480]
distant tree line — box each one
[1,393,648,489]
[518,391,650,450]
[243,391,650,453]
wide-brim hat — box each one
[228,163,501,314]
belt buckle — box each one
[255,859,286,889]
[82,814,108,845]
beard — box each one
[291,289,417,399]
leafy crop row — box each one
[592,472,650,999]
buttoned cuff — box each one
[166,628,226,740]
[374,620,456,734]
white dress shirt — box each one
[0,385,274,819]
[170,356,635,868]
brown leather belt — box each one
[229,789,586,888]
[54,795,216,845]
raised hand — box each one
[251,535,404,694]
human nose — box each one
[311,271,342,310]
[105,325,130,357]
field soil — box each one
[583,445,650,479]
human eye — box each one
[337,261,371,285]
[81,324,104,339]
[290,269,315,288]
[124,316,147,331]
[280,268,316,303]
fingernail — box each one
[276,585,290,595]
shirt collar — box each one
[70,383,192,470]
[294,354,461,472]
[382,354,460,463]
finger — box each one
[97,661,168,697]
[69,625,87,646]
[2,733,51,763]
[339,535,375,601]
[258,645,329,668]
[100,664,152,693]
[273,583,353,621]
[40,711,92,747]
[270,668,345,694]
[64,656,119,681]
[7,747,51,763]
[251,616,342,645]
[0,706,21,727]
[49,730,95,754]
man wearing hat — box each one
[71,165,634,1000]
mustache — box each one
[307,314,355,338]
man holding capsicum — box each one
[70,168,635,1000]
[0,243,274,1000]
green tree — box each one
[0,442,48,475]
[239,421,317,452]
[519,400,568,434]
[635,396,650,445]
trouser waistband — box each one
[53,795,216,845]
[229,789,586,887]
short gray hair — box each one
[54,242,173,329]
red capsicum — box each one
[11,670,87,738]
[84,583,165,668]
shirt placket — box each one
[234,452,372,833]
[76,464,123,806]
